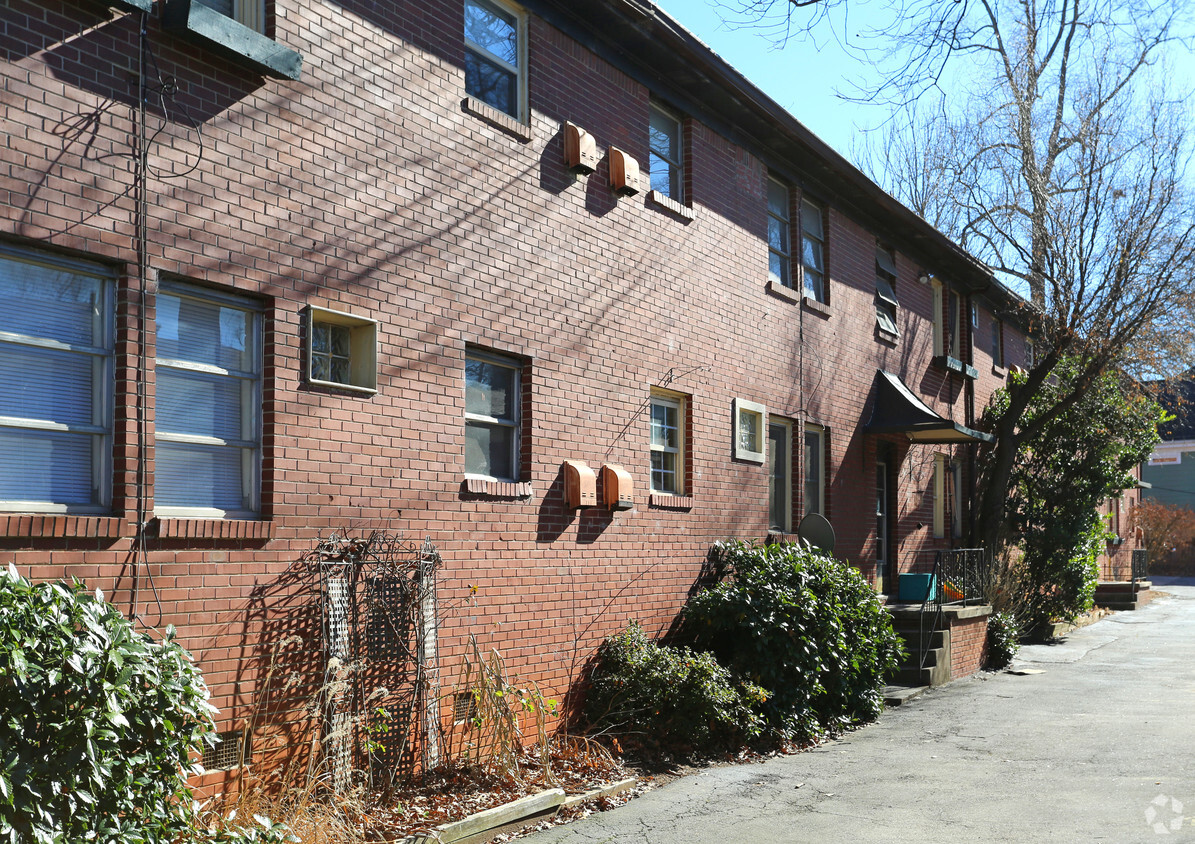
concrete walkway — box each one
[524,580,1195,843]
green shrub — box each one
[683,541,904,740]
[0,565,293,844]
[584,622,766,749]
[985,611,1021,669]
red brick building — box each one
[0,0,1031,781]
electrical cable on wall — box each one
[125,10,211,629]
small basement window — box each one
[305,306,378,394]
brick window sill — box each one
[766,280,799,303]
[155,518,274,540]
[876,326,900,345]
[649,493,693,510]
[992,364,1008,378]
[646,190,695,221]
[802,296,831,317]
[463,478,534,499]
[0,514,125,539]
[462,97,533,142]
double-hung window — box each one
[155,285,263,518]
[648,103,683,201]
[194,0,264,31]
[875,244,899,336]
[650,392,684,495]
[464,0,526,121]
[990,314,1004,367]
[464,350,521,481]
[801,199,826,303]
[0,248,113,512]
[766,178,792,289]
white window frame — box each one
[648,102,684,202]
[650,390,685,495]
[464,349,523,482]
[154,284,263,520]
[305,306,378,395]
[0,247,114,513]
[733,398,766,464]
[463,0,528,122]
[800,197,826,303]
[803,423,825,517]
[1026,337,1036,368]
[766,177,792,289]
[768,417,793,533]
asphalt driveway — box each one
[523,579,1195,843]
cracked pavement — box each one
[523,579,1195,843]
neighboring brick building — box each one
[0,0,1029,781]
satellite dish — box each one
[798,513,836,554]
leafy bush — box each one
[985,611,1021,669]
[983,361,1163,633]
[0,566,293,844]
[584,622,766,749]
[683,541,904,740]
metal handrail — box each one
[916,548,988,673]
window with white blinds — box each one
[155,285,262,518]
[0,248,113,512]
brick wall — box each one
[949,612,991,679]
[0,0,1024,777]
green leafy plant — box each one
[584,622,766,750]
[683,541,904,740]
[0,565,293,844]
[985,611,1021,669]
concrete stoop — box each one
[886,609,952,690]
[1094,580,1152,611]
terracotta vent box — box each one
[608,147,640,196]
[564,122,599,175]
[601,463,634,510]
[563,459,597,509]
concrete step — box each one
[889,647,951,687]
[893,629,948,651]
[890,666,935,687]
[882,685,929,707]
[1095,599,1140,611]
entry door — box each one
[876,457,890,592]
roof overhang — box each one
[865,370,995,444]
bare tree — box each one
[745,0,1195,555]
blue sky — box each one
[654,0,881,161]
